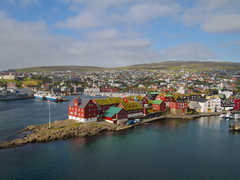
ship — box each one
[0,89,34,101]
[34,92,46,100]
[45,94,63,102]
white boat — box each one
[219,114,226,118]
[45,94,62,102]
[233,112,240,120]
[224,111,232,120]
[34,92,46,100]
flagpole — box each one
[48,102,51,129]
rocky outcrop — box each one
[0,112,221,150]
[0,120,115,149]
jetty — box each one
[0,112,221,150]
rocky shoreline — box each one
[0,112,221,150]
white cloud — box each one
[56,12,100,29]
[0,11,160,69]
[182,0,240,33]
[202,14,240,33]
[86,29,119,40]
[125,2,182,23]
[160,43,216,60]
[63,0,132,9]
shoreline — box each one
[0,112,221,150]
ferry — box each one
[0,89,33,101]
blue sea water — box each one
[0,99,240,180]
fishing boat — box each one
[45,94,63,102]
[34,92,46,100]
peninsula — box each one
[0,112,221,150]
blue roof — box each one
[104,107,122,118]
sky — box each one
[0,0,240,70]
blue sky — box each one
[0,0,240,70]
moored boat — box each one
[0,89,33,101]
[229,124,240,131]
[45,94,63,102]
[232,112,240,120]
[34,92,46,100]
[224,111,232,120]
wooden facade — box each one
[152,100,166,112]
[68,98,98,122]
[169,102,188,115]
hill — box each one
[120,61,240,72]
[16,66,106,73]
[14,61,240,72]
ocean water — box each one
[0,99,240,180]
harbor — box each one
[0,97,240,180]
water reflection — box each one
[198,117,222,129]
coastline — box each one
[0,112,221,150]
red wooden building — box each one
[118,101,143,118]
[235,99,240,111]
[68,97,98,122]
[93,97,122,114]
[104,107,128,123]
[152,100,166,112]
[169,102,188,115]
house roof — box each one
[79,99,90,108]
[95,97,122,105]
[165,93,173,97]
[153,100,163,105]
[119,101,143,111]
[150,92,159,95]
[104,107,123,118]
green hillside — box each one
[14,61,240,73]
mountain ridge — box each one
[13,61,240,72]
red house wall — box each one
[68,99,98,119]
[152,103,166,112]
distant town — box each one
[0,62,240,123]
[1,62,240,148]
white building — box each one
[0,74,15,80]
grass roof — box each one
[120,101,143,111]
[95,97,122,105]
[152,100,163,105]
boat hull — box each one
[45,97,57,102]
[0,96,33,101]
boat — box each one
[232,112,240,120]
[0,89,33,101]
[45,94,63,102]
[34,92,46,100]
[229,124,240,131]
[219,113,226,118]
[224,111,232,120]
